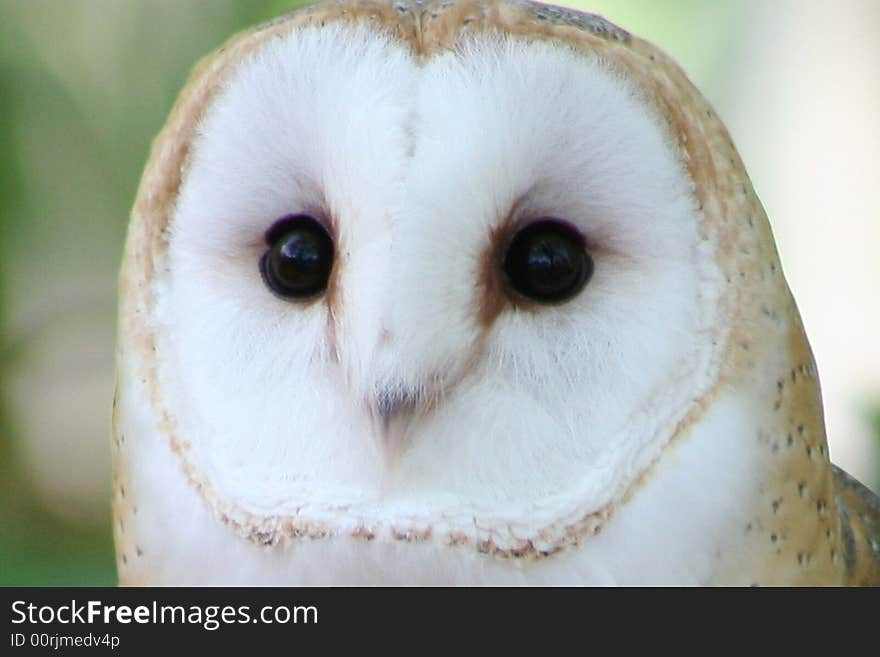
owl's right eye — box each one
[260,214,334,300]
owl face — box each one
[155,20,723,548]
[117,0,846,585]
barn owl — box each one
[113,0,880,585]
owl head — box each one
[116,0,834,583]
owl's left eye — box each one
[502,219,593,304]
[260,214,334,300]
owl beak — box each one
[368,386,420,465]
[374,388,417,422]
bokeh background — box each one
[1,0,877,586]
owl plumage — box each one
[113,0,880,585]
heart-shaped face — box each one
[114,0,869,586]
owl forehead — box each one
[187,19,674,226]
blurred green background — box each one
[1,0,878,586]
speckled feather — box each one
[114,0,880,585]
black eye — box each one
[502,219,593,304]
[260,214,334,300]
